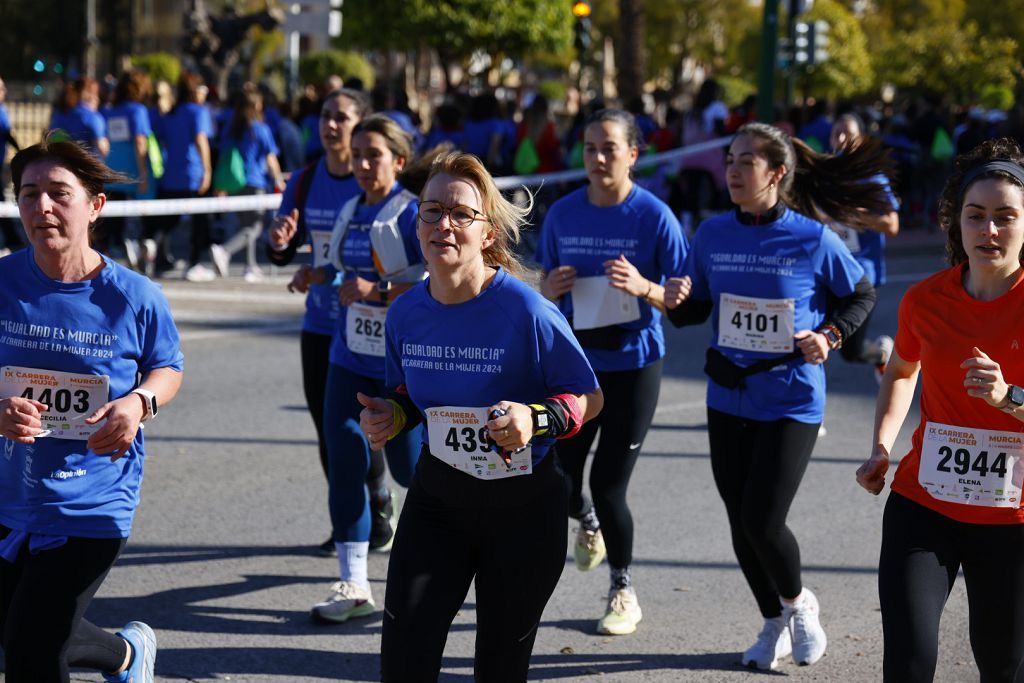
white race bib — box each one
[919,421,1024,508]
[831,223,861,253]
[310,230,332,268]
[345,303,387,357]
[426,406,533,480]
[717,293,795,353]
[0,366,109,440]
[106,117,131,143]
[571,276,641,330]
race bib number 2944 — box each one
[919,422,1024,508]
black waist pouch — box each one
[704,347,803,389]
[570,321,627,351]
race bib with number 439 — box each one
[426,406,532,480]
[0,366,109,440]
[919,421,1024,508]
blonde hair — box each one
[422,152,533,280]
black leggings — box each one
[299,331,385,492]
[879,492,1024,683]
[0,526,128,683]
[381,450,568,682]
[147,189,211,267]
[706,407,819,618]
[557,359,662,570]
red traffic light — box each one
[572,1,591,18]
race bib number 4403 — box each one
[717,293,795,353]
[426,406,532,480]
[0,366,109,440]
[919,421,1024,508]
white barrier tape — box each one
[0,136,733,217]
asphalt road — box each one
[5,233,985,682]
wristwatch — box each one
[131,388,158,421]
[819,323,843,350]
[529,404,551,437]
[1002,384,1024,412]
[377,280,393,305]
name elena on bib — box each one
[919,421,1024,508]
[0,366,109,440]
[717,293,795,353]
[426,406,532,480]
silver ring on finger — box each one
[502,428,509,438]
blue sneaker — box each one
[104,621,157,683]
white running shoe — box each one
[209,243,230,278]
[311,580,376,623]
[874,334,894,385]
[574,526,606,571]
[741,616,792,670]
[596,586,642,635]
[783,589,827,665]
[243,266,265,283]
[184,264,216,282]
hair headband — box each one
[959,159,1024,202]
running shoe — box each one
[243,266,265,283]
[574,526,606,571]
[311,580,376,623]
[369,489,397,552]
[783,589,827,666]
[317,536,337,557]
[741,616,792,670]
[596,586,642,635]
[184,263,216,282]
[103,621,157,683]
[874,334,894,385]
[210,243,230,278]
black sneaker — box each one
[317,537,336,557]
[369,489,397,552]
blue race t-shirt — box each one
[327,183,422,379]
[220,121,278,190]
[537,184,688,372]
[462,118,504,160]
[829,173,900,286]
[103,102,152,194]
[0,104,10,169]
[51,105,107,157]
[684,208,865,423]
[278,158,361,336]
[159,102,214,192]
[385,267,599,466]
[0,250,184,538]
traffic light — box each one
[794,19,830,65]
[572,1,592,55]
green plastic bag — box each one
[147,133,164,180]
[513,138,540,176]
[568,139,585,168]
[213,146,246,193]
[930,127,954,161]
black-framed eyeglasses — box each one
[418,201,489,229]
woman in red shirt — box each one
[857,138,1024,682]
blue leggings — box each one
[323,363,421,543]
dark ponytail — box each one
[736,122,896,230]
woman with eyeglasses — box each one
[358,151,603,681]
[535,108,688,636]
[295,114,425,623]
[267,89,401,558]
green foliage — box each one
[130,53,181,85]
[872,21,1018,101]
[980,84,1015,111]
[299,50,375,90]
[798,0,874,99]
[716,74,756,107]
[537,79,568,104]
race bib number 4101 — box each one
[919,421,1024,508]
[717,293,795,353]
[426,406,532,480]
[0,366,109,440]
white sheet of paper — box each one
[571,275,641,330]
